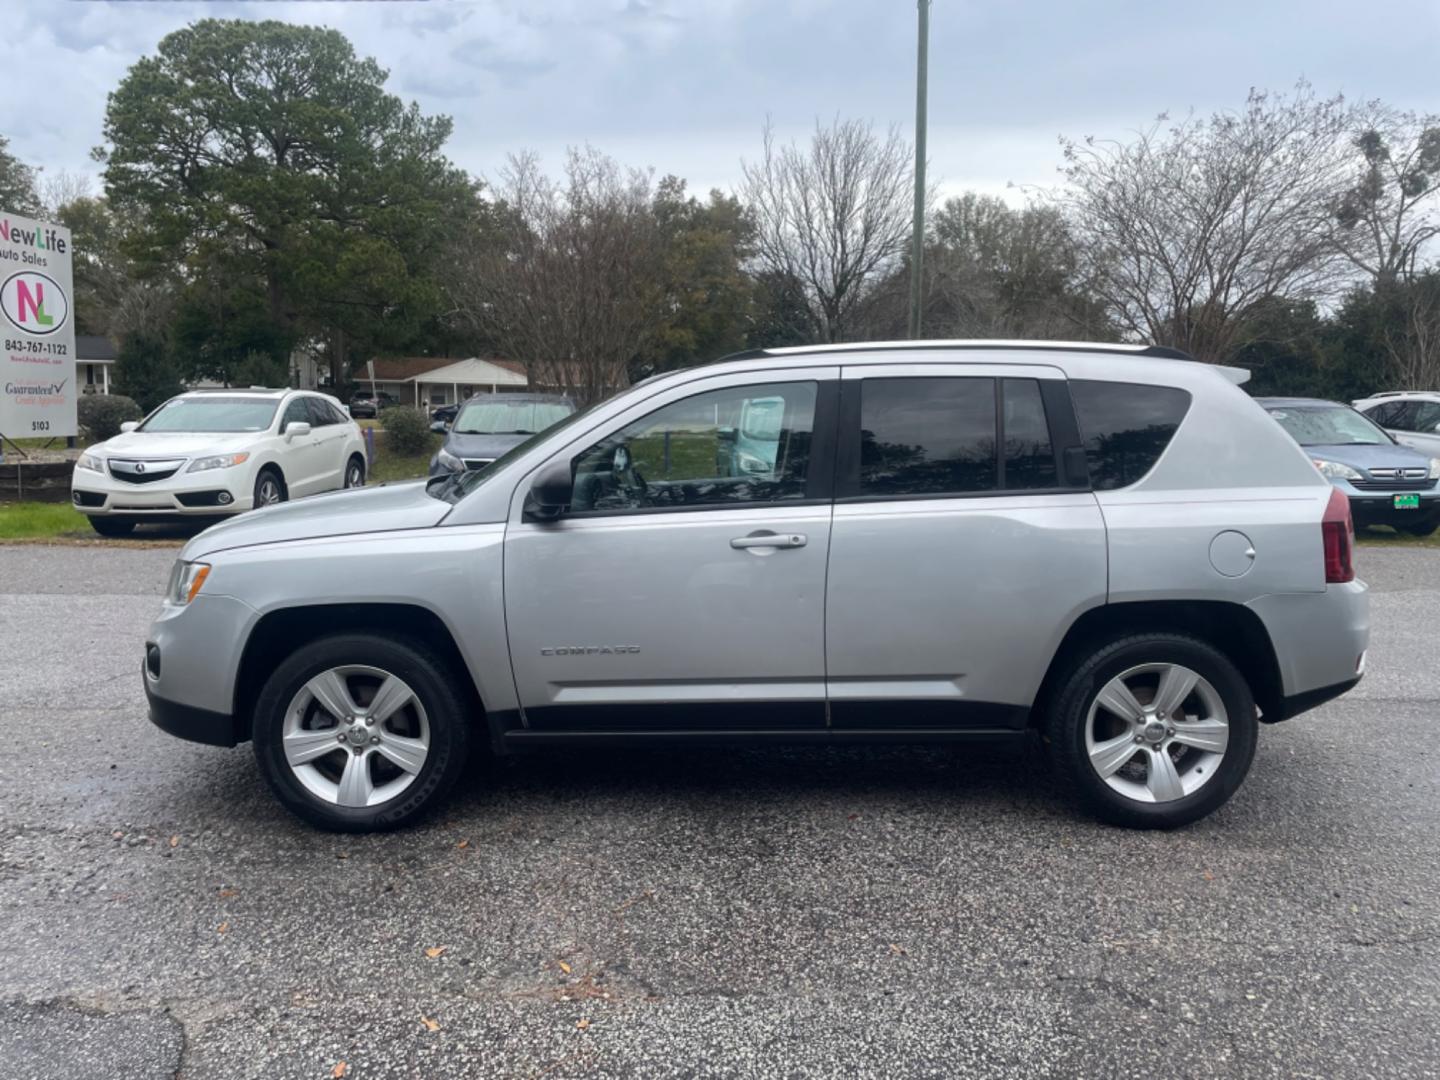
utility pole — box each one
[907,0,930,339]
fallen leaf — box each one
[216,922,229,934]
[336,852,349,860]
[332,1063,348,1078]
[457,839,470,849]
[1202,869,1214,881]
[217,888,238,899]
[424,946,446,959]
[888,943,907,956]
[420,1015,441,1032]
[558,961,572,975]
[169,835,180,848]
[576,1018,590,1031]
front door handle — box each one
[730,531,807,550]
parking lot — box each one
[0,541,1436,1079]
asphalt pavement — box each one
[0,541,1436,1079]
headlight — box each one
[165,560,211,606]
[437,447,463,472]
[1312,459,1363,481]
[187,452,250,473]
[77,452,104,473]
[1430,458,1440,480]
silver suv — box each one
[144,342,1369,832]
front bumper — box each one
[145,675,243,747]
[72,466,250,517]
[1336,481,1440,528]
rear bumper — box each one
[1275,674,1363,722]
[1247,581,1369,718]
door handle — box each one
[730,531,807,550]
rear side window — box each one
[859,377,997,496]
[1069,380,1192,490]
[854,377,1063,497]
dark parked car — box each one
[1258,396,1440,536]
[349,391,398,419]
[429,402,461,425]
[429,393,576,476]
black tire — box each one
[1044,633,1258,829]
[88,516,136,538]
[1399,520,1439,537]
[253,467,286,509]
[344,454,366,489]
[252,634,471,832]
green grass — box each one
[0,502,91,540]
[369,433,441,483]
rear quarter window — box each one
[1069,380,1192,491]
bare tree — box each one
[1059,85,1351,363]
[1332,103,1440,284]
[741,118,920,343]
[448,147,669,406]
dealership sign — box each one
[1,212,76,439]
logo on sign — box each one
[1,271,69,336]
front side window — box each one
[139,397,279,434]
[304,398,336,427]
[280,399,310,431]
[569,382,818,513]
[1362,401,1410,429]
[1070,380,1192,490]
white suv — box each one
[1353,391,1440,459]
[72,388,366,537]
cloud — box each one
[2,0,1437,208]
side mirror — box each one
[430,421,449,434]
[119,421,139,433]
[525,460,574,521]
[285,421,312,440]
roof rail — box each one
[723,340,1198,362]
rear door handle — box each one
[730,532,807,550]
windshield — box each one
[1266,405,1393,447]
[428,404,595,504]
[454,399,573,435]
[140,397,279,433]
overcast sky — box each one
[7,0,1440,206]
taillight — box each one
[1322,486,1354,583]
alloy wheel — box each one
[281,665,431,808]
[1083,662,1229,804]
[345,461,364,488]
[256,476,283,506]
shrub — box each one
[382,406,434,456]
[79,394,144,442]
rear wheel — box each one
[344,455,366,489]
[88,516,135,538]
[1044,633,1257,829]
[252,634,471,831]
[1399,520,1439,537]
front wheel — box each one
[1044,633,1258,829]
[253,468,286,509]
[252,634,471,831]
